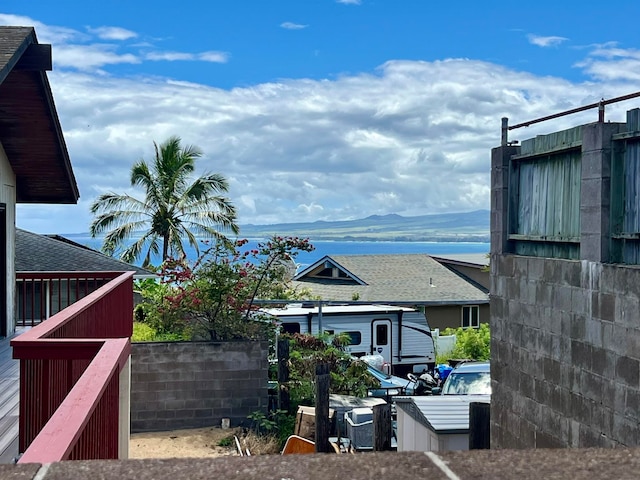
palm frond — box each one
[121,231,161,266]
[101,220,149,255]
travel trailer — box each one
[263,304,435,376]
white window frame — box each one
[462,305,480,328]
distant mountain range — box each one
[239,209,490,242]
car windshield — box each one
[367,364,390,380]
[442,371,491,395]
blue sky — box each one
[2,2,640,233]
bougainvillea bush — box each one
[134,236,315,341]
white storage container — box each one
[345,407,374,450]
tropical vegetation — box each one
[90,135,239,267]
[436,323,491,363]
[132,235,316,341]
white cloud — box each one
[198,51,230,63]
[575,45,640,81]
[0,13,86,44]
[146,51,194,61]
[54,44,140,70]
[528,34,568,47]
[8,17,640,234]
[87,26,137,41]
[336,0,362,4]
[145,50,229,63]
[26,54,630,235]
[280,22,308,30]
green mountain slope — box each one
[238,210,489,242]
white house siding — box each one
[397,407,469,452]
[0,143,16,336]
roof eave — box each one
[0,26,79,204]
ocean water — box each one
[69,234,489,269]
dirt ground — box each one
[129,426,241,459]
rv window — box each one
[282,323,301,334]
[376,324,388,345]
[324,330,335,335]
[345,331,362,346]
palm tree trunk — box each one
[162,233,170,261]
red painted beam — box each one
[12,339,103,360]
[18,338,130,464]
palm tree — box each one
[90,135,239,267]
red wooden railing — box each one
[11,271,134,463]
[16,271,125,327]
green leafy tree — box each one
[89,135,239,267]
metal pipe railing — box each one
[501,90,640,145]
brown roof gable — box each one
[0,26,79,203]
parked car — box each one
[366,363,415,397]
[433,361,491,395]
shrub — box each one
[438,323,490,362]
[132,322,158,342]
[286,332,379,407]
[132,321,189,342]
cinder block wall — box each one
[491,117,640,448]
[491,256,640,447]
[130,341,269,432]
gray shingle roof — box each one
[293,254,488,304]
[0,27,33,82]
[16,229,154,277]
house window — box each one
[282,322,300,334]
[462,306,480,328]
[314,267,349,278]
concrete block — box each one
[593,293,616,321]
[581,370,603,402]
[553,285,573,313]
[570,316,586,341]
[570,287,590,316]
[194,409,214,418]
[624,332,640,361]
[543,261,563,285]
[589,347,608,377]
[560,260,581,287]
[615,355,639,387]
[613,413,639,445]
[584,318,603,348]
[570,340,590,368]
[624,387,640,419]
[542,357,561,384]
[617,291,640,329]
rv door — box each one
[371,319,392,365]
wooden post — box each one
[277,338,290,413]
[373,403,392,451]
[469,402,490,449]
[315,363,331,453]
